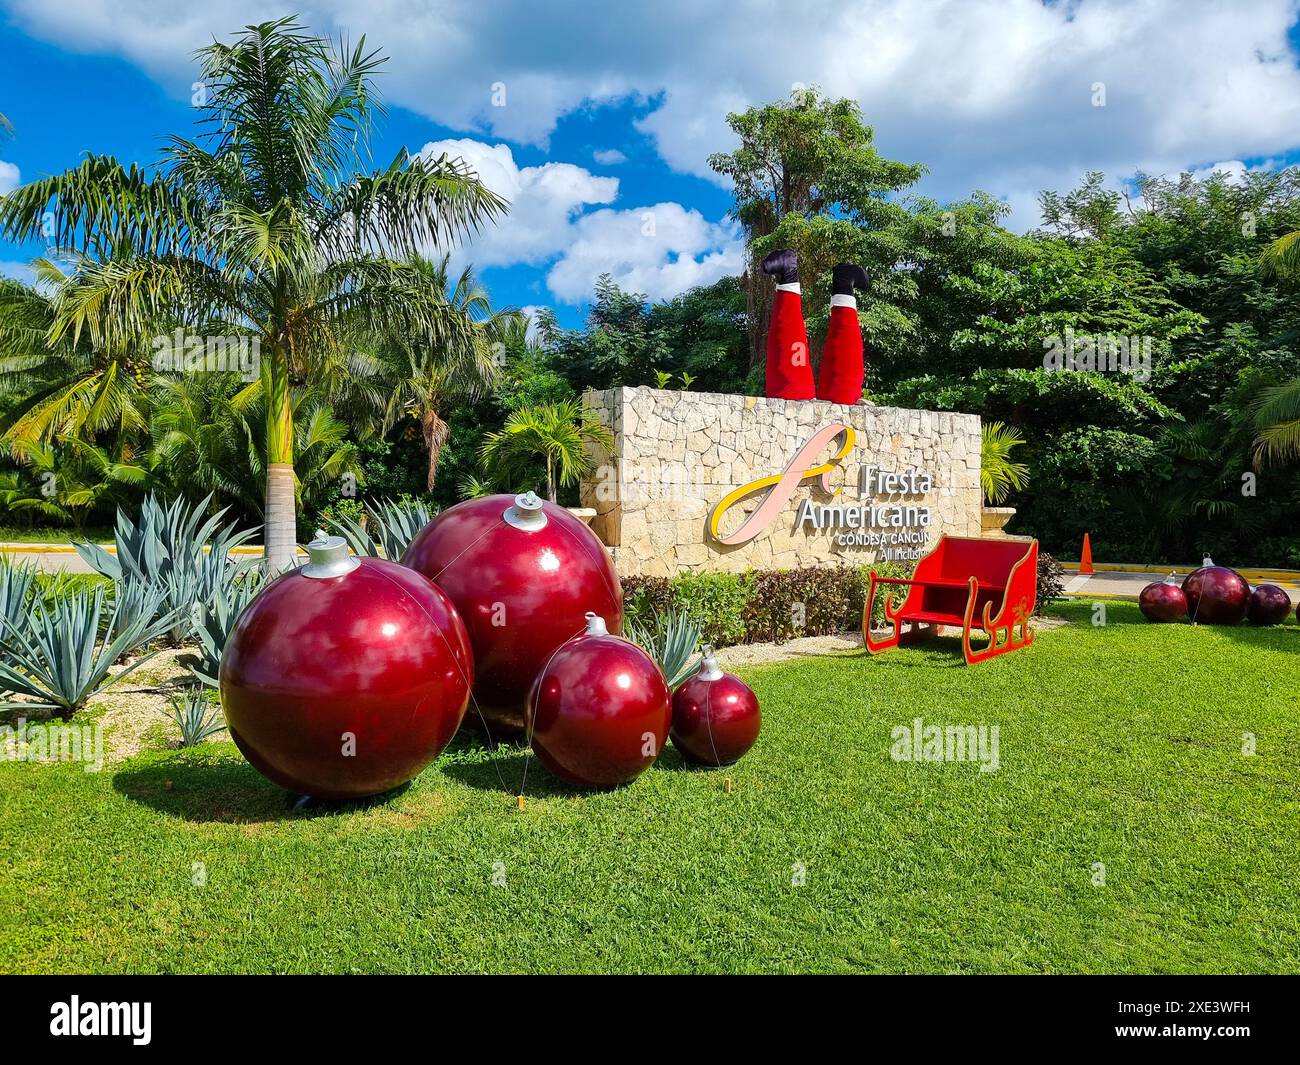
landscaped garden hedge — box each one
[622,550,1065,649]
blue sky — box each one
[4,1,1300,329]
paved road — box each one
[0,544,271,575]
[1062,566,1300,604]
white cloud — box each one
[547,201,743,303]
[417,138,616,269]
[593,148,627,165]
[0,160,20,196]
[417,139,740,303]
[7,1,1300,231]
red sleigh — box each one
[863,536,1038,665]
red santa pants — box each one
[817,296,865,404]
[764,287,814,400]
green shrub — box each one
[619,559,918,649]
[620,576,673,628]
[855,560,919,629]
[669,571,750,647]
[743,567,858,643]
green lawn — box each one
[2,600,1298,974]
[0,526,112,544]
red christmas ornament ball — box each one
[1138,574,1187,623]
[525,614,671,788]
[220,536,473,799]
[1247,584,1291,626]
[402,493,622,734]
[670,648,761,766]
[1182,562,1250,625]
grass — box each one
[0,525,113,544]
[1,600,1298,974]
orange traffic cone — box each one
[1079,533,1095,576]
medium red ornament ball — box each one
[670,647,761,766]
[402,493,622,734]
[1247,584,1291,626]
[220,534,473,799]
[525,613,670,788]
[1182,560,1250,625]
[1138,573,1186,623]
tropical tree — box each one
[375,255,519,490]
[479,399,613,502]
[0,437,148,530]
[979,421,1029,505]
[707,89,925,369]
[0,260,153,462]
[1252,378,1300,466]
[150,372,359,525]
[0,17,505,569]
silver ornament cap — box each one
[301,529,360,579]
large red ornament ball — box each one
[1247,584,1292,626]
[402,493,622,734]
[1182,562,1250,625]
[525,614,670,788]
[670,648,761,766]
[1138,574,1187,623]
[220,535,473,799]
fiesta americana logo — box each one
[707,422,855,546]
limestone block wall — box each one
[580,387,983,578]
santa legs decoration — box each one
[761,249,814,400]
[817,263,869,404]
[761,249,868,404]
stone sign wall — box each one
[580,386,983,578]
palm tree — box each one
[0,259,153,462]
[0,17,505,569]
[0,437,148,530]
[479,398,614,502]
[1260,230,1300,280]
[151,372,360,523]
[980,421,1029,505]
[1252,379,1300,467]
[376,255,520,490]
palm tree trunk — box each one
[546,454,556,502]
[264,353,297,572]
[421,408,451,492]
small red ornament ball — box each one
[525,614,671,788]
[1138,574,1187,623]
[1182,561,1250,625]
[403,493,622,733]
[220,536,473,800]
[670,648,761,766]
[1247,584,1292,626]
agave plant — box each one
[326,498,434,559]
[0,584,182,715]
[627,608,704,687]
[0,556,36,623]
[75,493,258,642]
[162,686,226,747]
[191,565,269,687]
[0,557,37,665]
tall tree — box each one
[0,17,505,569]
[707,90,924,370]
[375,255,519,491]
